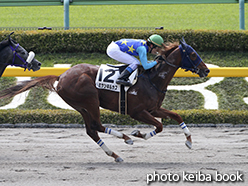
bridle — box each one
[179,45,202,73]
[7,43,35,71]
[144,43,203,94]
[163,45,202,74]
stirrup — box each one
[116,79,132,86]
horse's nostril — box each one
[38,62,41,67]
[205,69,210,73]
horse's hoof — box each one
[185,140,192,149]
[131,130,140,136]
[125,139,134,145]
[115,157,124,162]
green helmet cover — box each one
[148,34,164,47]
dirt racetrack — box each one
[0,126,247,186]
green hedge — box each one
[0,109,247,125]
[1,29,248,125]
[1,29,248,53]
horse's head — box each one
[0,32,41,71]
[179,37,209,77]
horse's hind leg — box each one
[150,108,192,149]
[104,127,133,145]
[58,73,132,161]
[130,110,163,140]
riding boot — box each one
[116,68,133,86]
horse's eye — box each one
[190,52,197,61]
[19,51,26,55]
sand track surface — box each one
[0,127,247,186]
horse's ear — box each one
[181,36,186,43]
[8,32,15,45]
[180,36,187,49]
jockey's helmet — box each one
[148,34,164,48]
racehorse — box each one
[0,32,41,77]
[0,38,209,162]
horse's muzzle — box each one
[30,58,41,71]
[198,68,210,77]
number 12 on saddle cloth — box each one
[95,64,138,115]
[95,64,137,92]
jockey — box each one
[106,34,164,86]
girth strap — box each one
[119,85,127,115]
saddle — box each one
[95,64,138,92]
[95,64,138,115]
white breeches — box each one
[106,41,140,71]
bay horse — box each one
[0,32,41,77]
[0,38,209,162]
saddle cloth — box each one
[95,64,137,92]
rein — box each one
[164,60,180,69]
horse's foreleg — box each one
[179,122,192,149]
[96,138,123,162]
[104,127,133,145]
[130,110,163,140]
[85,124,124,162]
[80,109,124,162]
[151,108,192,149]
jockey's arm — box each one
[136,46,157,70]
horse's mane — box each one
[141,41,179,77]
[0,39,8,51]
[160,41,179,58]
[0,37,17,51]
[138,41,179,76]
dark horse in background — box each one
[0,38,209,162]
[0,32,41,77]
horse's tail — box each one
[0,75,59,99]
